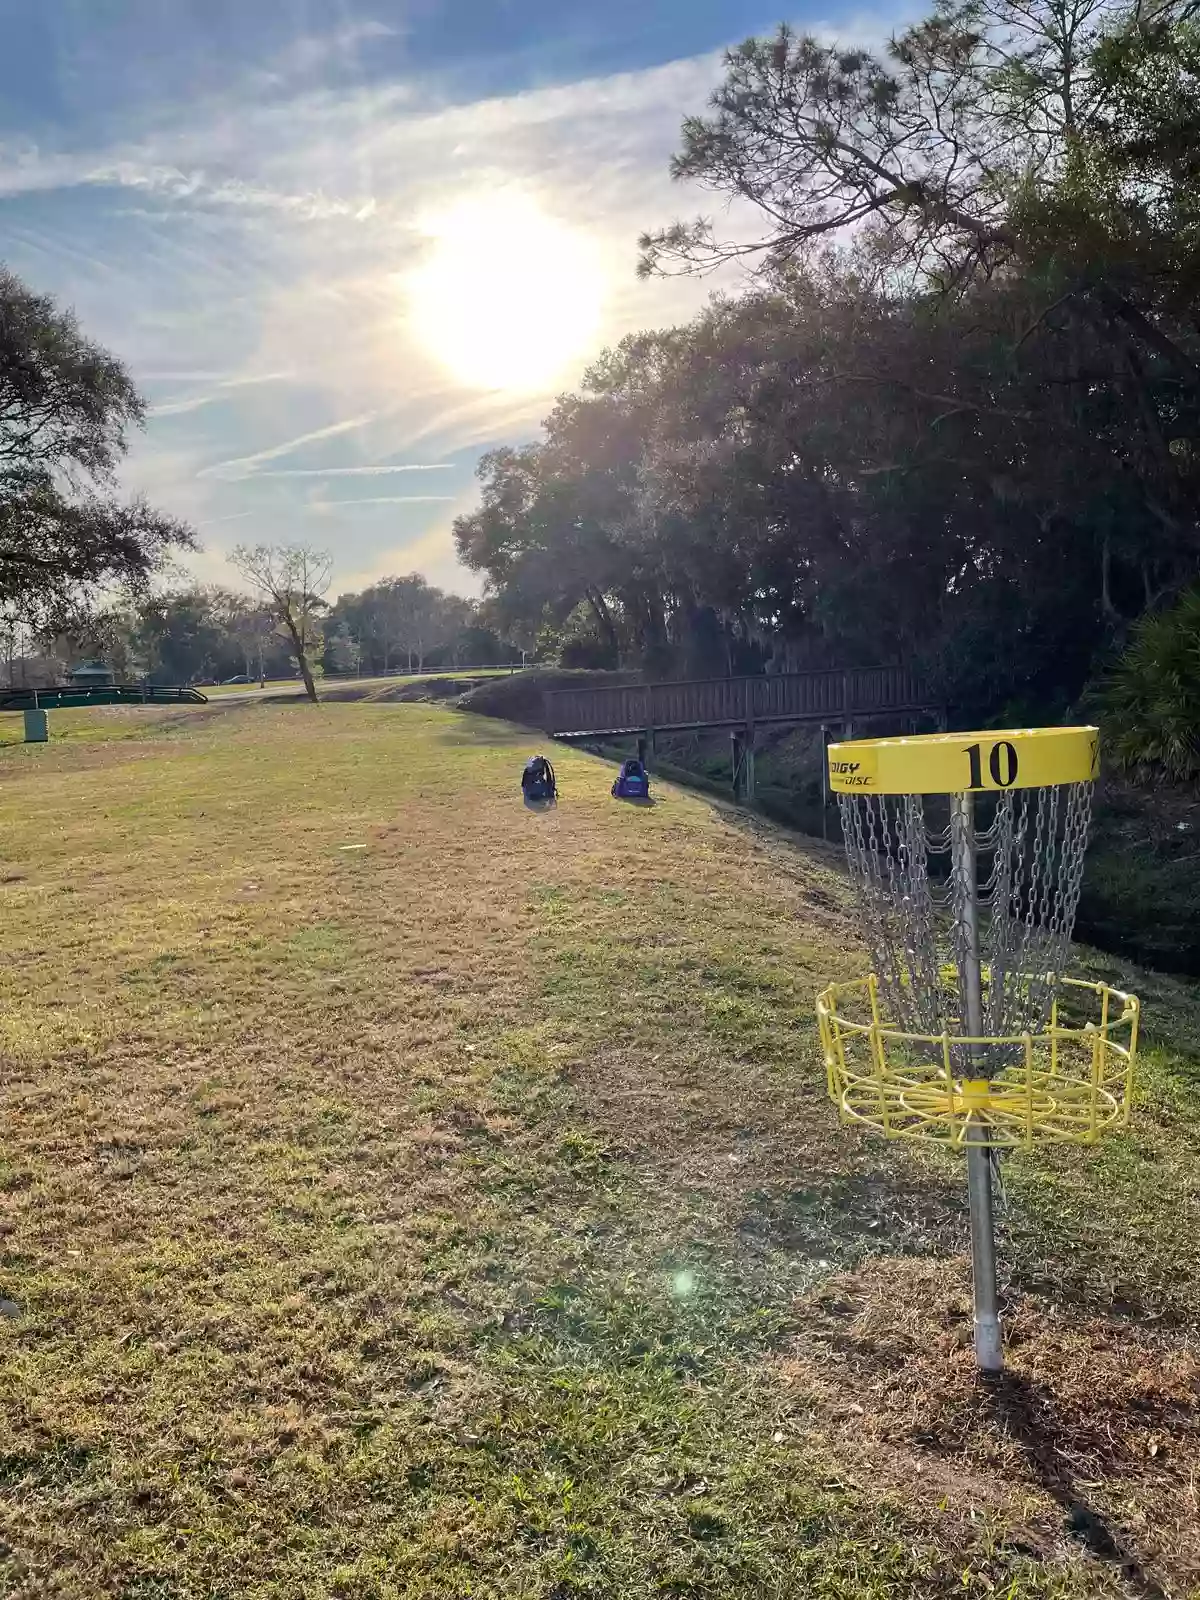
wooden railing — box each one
[545,666,935,737]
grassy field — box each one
[1,702,1198,1599]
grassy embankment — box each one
[201,669,522,700]
[0,700,1198,1598]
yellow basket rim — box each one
[828,724,1098,794]
[816,973,1139,1048]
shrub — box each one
[1102,588,1200,783]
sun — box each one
[407,193,606,393]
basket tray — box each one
[817,974,1138,1149]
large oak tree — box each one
[0,267,193,635]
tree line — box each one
[1,569,517,694]
[455,0,1200,729]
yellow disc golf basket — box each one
[817,726,1139,1372]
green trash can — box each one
[23,708,48,743]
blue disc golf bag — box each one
[612,757,650,800]
[522,754,556,802]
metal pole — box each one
[952,790,1003,1373]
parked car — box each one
[220,674,250,685]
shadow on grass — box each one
[984,1373,1170,1600]
[1001,1233,1198,1333]
[740,1172,967,1266]
[433,717,529,748]
[752,1156,1198,1337]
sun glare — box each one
[407,194,605,393]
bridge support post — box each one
[637,730,655,769]
[731,725,756,803]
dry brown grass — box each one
[778,1257,1200,1594]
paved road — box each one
[204,677,398,705]
[205,685,309,705]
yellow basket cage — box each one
[818,972,1138,1150]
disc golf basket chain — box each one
[816,727,1139,1371]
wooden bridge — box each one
[545,666,939,800]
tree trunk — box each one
[287,620,319,702]
[585,588,620,665]
[298,653,318,701]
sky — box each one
[0,0,907,601]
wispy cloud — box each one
[397,389,562,455]
[197,414,381,481]
[150,369,297,417]
[265,19,401,85]
[196,509,257,528]
[311,495,458,511]
[252,464,453,479]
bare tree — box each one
[365,574,447,673]
[230,544,331,702]
[390,574,440,673]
